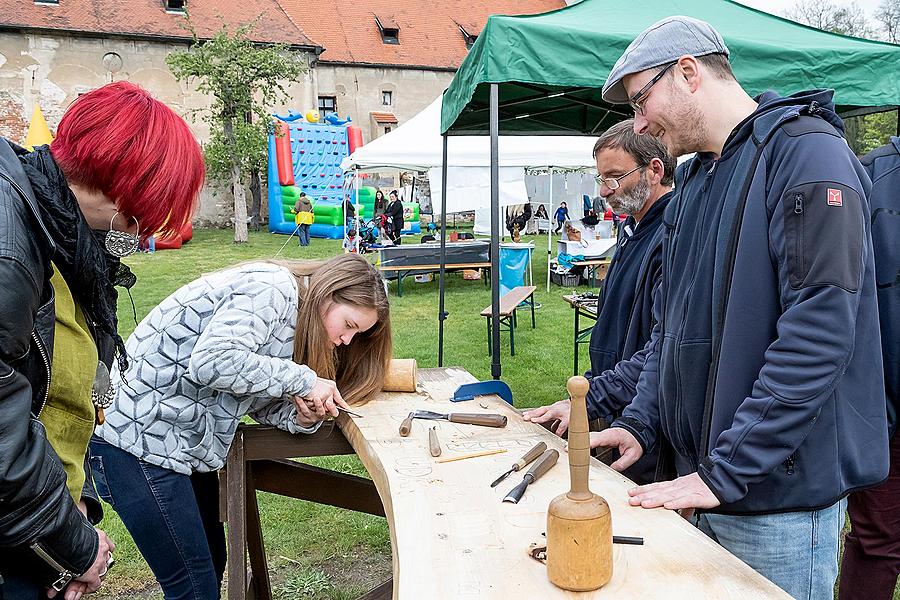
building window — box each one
[384,126,392,135]
[318,96,337,116]
[375,15,400,45]
[34,0,59,4]
[165,0,186,13]
[382,91,392,106]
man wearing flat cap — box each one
[588,16,888,598]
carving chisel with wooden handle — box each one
[490,441,547,487]
[411,410,507,427]
[503,449,559,504]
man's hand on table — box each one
[522,399,571,435]
[588,429,719,512]
[626,473,720,511]
[588,427,643,471]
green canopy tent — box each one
[435,0,900,379]
[442,0,900,136]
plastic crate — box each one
[551,270,580,287]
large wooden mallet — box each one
[546,376,613,591]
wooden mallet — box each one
[546,376,612,591]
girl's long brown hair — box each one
[268,255,391,405]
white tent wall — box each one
[472,170,597,235]
[428,166,528,215]
[342,96,597,216]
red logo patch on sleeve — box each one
[827,188,843,206]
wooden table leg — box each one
[246,463,272,600]
[227,429,248,600]
[356,578,393,600]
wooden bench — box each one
[480,285,537,356]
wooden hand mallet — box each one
[546,376,613,591]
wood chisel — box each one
[502,449,559,503]
[400,410,507,436]
[490,441,547,487]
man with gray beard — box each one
[523,119,675,484]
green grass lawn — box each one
[96,226,593,599]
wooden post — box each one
[226,428,248,600]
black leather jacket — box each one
[0,139,101,588]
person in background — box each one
[343,229,358,253]
[384,190,404,245]
[0,81,204,599]
[373,189,387,217]
[553,201,570,233]
[291,191,314,247]
[838,136,900,600]
[90,256,391,600]
[342,195,356,229]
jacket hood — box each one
[718,89,843,162]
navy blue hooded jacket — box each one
[585,192,671,484]
[860,137,900,435]
[587,192,671,383]
[595,90,887,514]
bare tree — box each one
[875,0,900,42]
[784,0,874,36]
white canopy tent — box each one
[342,95,600,295]
[341,96,597,214]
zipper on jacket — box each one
[794,193,805,276]
[30,542,76,591]
[31,330,51,417]
[785,455,796,475]
[699,111,803,458]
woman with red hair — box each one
[0,81,204,600]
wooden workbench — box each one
[336,368,791,599]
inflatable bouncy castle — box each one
[268,113,420,238]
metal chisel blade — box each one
[490,468,515,488]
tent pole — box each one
[354,168,360,253]
[490,84,501,379]
[546,168,554,292]
[438,134,449,367]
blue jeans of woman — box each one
[89,436,226,600]
[696,499,846,600]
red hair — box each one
[51,82,204,238]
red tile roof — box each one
[0,0,315,47]
[278,0,566,68]
[371,111,398,123]
[0,0,565,69]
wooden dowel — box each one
[435,448,507,463]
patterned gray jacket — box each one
[95,263,318,475]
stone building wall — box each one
[0,30,452,225]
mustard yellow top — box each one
[40,265,98,503]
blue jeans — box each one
[0,572,41,600]
[89,436,225,600]
[696,499,846,600]
[298,224,310,246]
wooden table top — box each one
[337,368,790,599]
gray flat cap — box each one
[602,16,729,104]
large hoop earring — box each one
[105,212,140,258]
